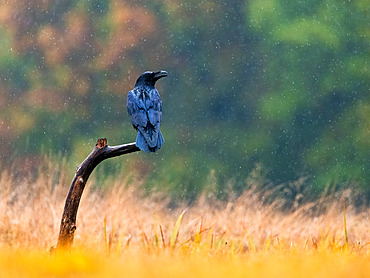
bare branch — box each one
[56,138,140,250]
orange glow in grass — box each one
[0,246,369,277]
[0,164,369,277]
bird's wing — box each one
[146,88,162,127]
[127,88,148,128]
[139,89,162,148]
[128,87,163,149]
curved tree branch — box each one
[56,138,140,250]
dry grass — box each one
[0,160,369,277]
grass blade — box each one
[170,209,186,248]
[160,225,166,248]
[343,203,349,250]
[104,216,108,254]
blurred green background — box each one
[0,0,369,203]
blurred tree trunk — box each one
[56,138,140,250]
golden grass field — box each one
[0,160,369,277]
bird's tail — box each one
[156,130,165,149]
[136,130,164,153]
[136,132,150,152]
[145,124,159,148]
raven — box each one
[127,70,167,152]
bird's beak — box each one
[153,70,168,80]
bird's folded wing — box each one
[127,89,148,128]
[146,89,162,126]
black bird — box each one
[127,70,167,152]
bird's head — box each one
[135,70,168,87]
